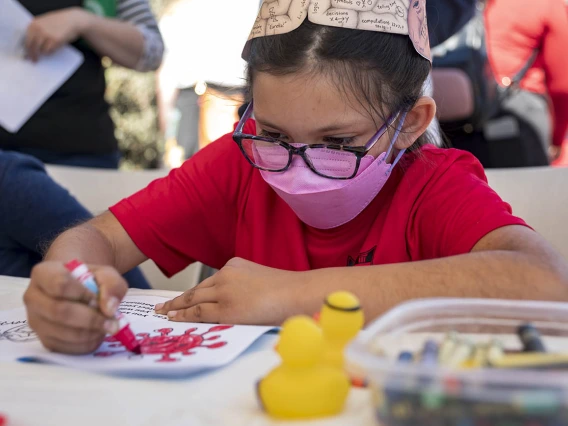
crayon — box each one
[489,353,568,370]
[416,341,445,413]
[398,351,414,363]
[65,260,140,354]
[486,339,504,365]
[390,400,414,420]
[518,323,547,353]
[446,339,473,368]
[471,343,488,366]
[420,383,445,411]
[394,350,415,395]
[420,340,439,365]
[460,343,487,369]
[439,331,458,364]
[383,350,416,408]
[351,377,368,388]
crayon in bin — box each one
[490,353,568,370]
[461,343,488,369]
[446,339,474,368]
[486,339,504,365]
[421,340,439,365]
[378,350,420,423]
[398,351,414,363]
[518,324,547,353]
[439,331,459,364]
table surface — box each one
[0,275,376,426]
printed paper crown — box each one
[243,0,431,62]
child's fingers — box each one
[93,266,128,317]
[38,317,106,345]
[30,262,95,305]
[166,303,219,323]
[26,285,111,332]
[155,287,217,314]
[41,332,105,355]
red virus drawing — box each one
[94,325,233,362]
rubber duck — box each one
[317,291,364,370]
[257,316,350,419]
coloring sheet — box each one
[0,294,273,376]
[0,308,41,361]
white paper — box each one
[0,294,274,376]
[0,308,42,360]
[115,294,170,322]
[0,0,84,133]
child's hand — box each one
[154,258,306,325]
[23,261,127,354]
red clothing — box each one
[110,122,526,276]
[485,0,568,146]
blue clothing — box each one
[0,151,150,288]
[6,147,121,169]
[428,0,476,47]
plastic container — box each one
[345,298,568,426]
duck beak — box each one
[313,312,320,323]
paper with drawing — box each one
[0,310,40,360]
[0,0,84,133]
[0,294,273,375]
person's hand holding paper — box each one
[0,0,83,133]
[25,8,88,62]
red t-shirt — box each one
[110,121,527,276]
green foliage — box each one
[104,0,177,169]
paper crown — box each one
[243,0,431,62]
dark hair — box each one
[245,20,433,150]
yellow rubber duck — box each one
[317,291,364,370]
[257,316,350,419]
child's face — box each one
[252,71,395,159]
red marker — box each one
[0,413,8,426]
[65,260,141,354]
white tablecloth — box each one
[0,276,376,426]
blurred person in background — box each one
[449,0,568,167]
[485,0,568,165]
[0,150,150,288]
[0,0,164,169]
[156,0,259,166]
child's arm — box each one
[157,225,568,325]
[43,212,147,273]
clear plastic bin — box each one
[345,298,568,426]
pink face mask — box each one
[260,117,407,229]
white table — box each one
[0,276,375,426]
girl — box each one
[24,0,568,354]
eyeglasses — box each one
[232,102,398,180]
